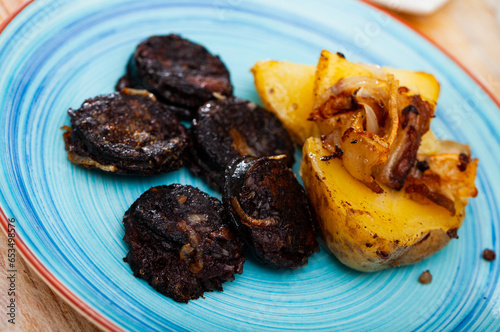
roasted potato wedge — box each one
[384,67,440,105]
[314,51,373,103]
[251,60,318,144]
[300,137,466,272]
[315,50,440,105]
[251,52,440,146]
[253,53,476,272]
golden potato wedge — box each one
[315,50,440,105]
[384,67,440,105]
[314,50,373,102]
[300,137,465,272]
[252,52,440,147]
[251,60,318,144]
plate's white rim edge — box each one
[368,0,451,15]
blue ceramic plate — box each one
[1,0,499,331]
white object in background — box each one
[368,0,452,15]
[487,0,500,25]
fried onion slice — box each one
[312,75,400,188]
[308,51,478,212]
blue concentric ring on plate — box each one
[0,0,499,331]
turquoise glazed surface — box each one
[0,0,499,331]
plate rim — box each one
[0,0,499,331]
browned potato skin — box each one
[300,137,465,272]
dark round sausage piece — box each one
[223,156,319,269]
[63,89,188,175]
[116,34,233,119]
[188,96,295,192]
[123,184,245,303]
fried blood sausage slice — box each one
[188,97,295,192]
[63,89,188,175]
[116,34,233,119]
[115,57,195,120]
[123,184,245,303]
[224,156,319,269]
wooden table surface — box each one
[1,0,499,331]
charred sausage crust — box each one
[188,97,296,192]
[224,156,318,269]
[117,34,233,119]
[123,184,245,303]
[64,89,188,175]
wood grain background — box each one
[1,0,499,331]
